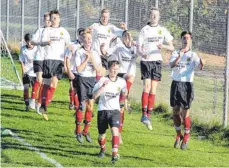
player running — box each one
[40,9,71,120]
[19,33,37,111]
[169,31,204,150]
[137,7,174,130]
[93,60,127,164]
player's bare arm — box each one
[93,80,109,100]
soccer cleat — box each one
[25,106,29,112]
[180,133,190,150]
[98,149,106,158]
[111,154,120,164]
[36,103,42,115]
[29,99,36,109]
[174,135,183,148]
[83,132,92,143]
[76,133,83,143]
[69,103,75,110]
[42,113,49,121]
[39,104,47,113]
[141,116,152,130]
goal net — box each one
[0,30,23,90]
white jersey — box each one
[108,42,137,76]
[90,22,124,55]
[75,48,101,77]
[65,40,82,74]
[137,24,173,61]
[93,76,127,111]
[19,45,37,77]
[32,27,46,61]
[169,50,201,82]
[41,26,71,61]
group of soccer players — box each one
[19,7,204,163]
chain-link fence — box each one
[1,0,228,126]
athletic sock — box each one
[69,88,74,105]
[75,110,83,134]
[24,89,29,106]
[83,110,92,134]
[45,86,55,106]
[141,92,148,116]
[112,136,119,156]
[98,138,106,151]
[147,94,155,118]
[31,80,40,99]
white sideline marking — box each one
[10,131,63,168]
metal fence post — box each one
[101,0,104,9]
[38,0,41,29]
[6,0,9,42]
[21,0,24,46]
[57,0,60,10]
[223,6,229,128]
[155,0,159,8]
[125,0,129,28]
[189,0,194,33]
[76,0,80,34]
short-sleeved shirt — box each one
[137,24,173,61]
[75,48,101,77]
[32,27,46,61]
[65,40,82,74]
[41,26,71,61]
[19,45,37,77]
[169,50,201,82]
[90,22,124,55]
[93,76,127,111]
[108,42,137,76]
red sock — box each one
[112,136,119,156]
[126,80,132,93]
[74,94,79,110]
[83,111,92,134]
[184,116,191,134]
[141,92,149,116]
[98,138,106,151]
[37,84,43,104]
[69,88,74,104]
[75,110,83,134]
[41,84,49,105]
[31,80,40,99]
[119,112,124,133]
[24,89,29,106]
[147,94,155,118]
[45,87,55,106]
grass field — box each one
[1,78,229,167]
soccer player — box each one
[89,8,126,79]
[64,28,85,110]
[30,12,51,113]
[101,30,137,143]
[92,60,127,163]
[19,33,37,111]
[73,29,101,143]
[40,9,71,120]
[137,7,174,130]
[169,31,204,150]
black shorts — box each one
[140,61,162,81]
[77,76,96,102]
[101,57,108,70]
[117,73,125,78]
[72,74,79,91]
[42,60,64,80]
[22,74,36,87]
[33,60,43,73]
[170,81,194,109]
[97,110,120,134]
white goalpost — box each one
[0,30,23,90]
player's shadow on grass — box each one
[1,94,22,100]
[1,99,24,105]
[1,106,26,112]
[1,112,44,121]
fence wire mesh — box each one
[0,0,228,125]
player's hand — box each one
[100,43,107,56]
[157,44,164,49]
[120,22,127,30]
[142,54,148,59]
[85,51,92,61]
[69,71,75,80]
[102,80,109,87]
[132,40,136,46]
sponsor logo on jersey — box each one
[158,29,162,35]
[108,28,111,33]
[117,87,120,92]
[60,32,64,36]
[187,58,191,62]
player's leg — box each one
[110,110,121,163]
[147,80,158,119]
[180,108,191,150]
[172,106,183,148]
[69,80,75,110]
[22,74,30,111]
[97,110,108,158]
[75,101,84,143]
[82,99,94,142]
[124,74,135,112]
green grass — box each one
[1,78,229,167]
